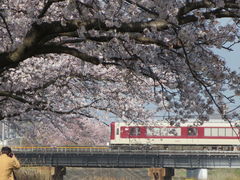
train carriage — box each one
[110,121,240,150]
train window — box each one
[147,128,161,136]
[154,128,161,135]
[204,128,211,136]
[237,128,240,136]
[187,127,198,136]
[168,128,181,136]
[129,127,141,136]
[147,127,181,136]
[161,128,168,136]
[204,128,238,137]
[146,128,153,136]
[218,128,226,136]
[211,128,218,136]
[116,128,119,135]
[232,128,240,137]
[161,128,181,136]
[226,128,232,136]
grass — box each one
[13,167,240,180]
[208,169,240,180]
[174,169,240,180]
[14,167,52,180]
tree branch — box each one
[179,8,240,25]
[125,0,159,16]
[0,91,29,103]
[0,12,13,44]
[38,0,65,18]
[1,2,240,72]
[34,44,101,65]
[178,0,215,17]
[178,0,240,17]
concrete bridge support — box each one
[186,168,208,180]
[148,168,174,180]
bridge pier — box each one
[186,168,208,180]
[51,166,66,180]
[148,168,174,180]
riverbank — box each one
[14,167,240,180]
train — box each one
[110,121,240,151]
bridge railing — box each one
[10,146,240,168]
[11,146,240,156]
[12,146,112,153]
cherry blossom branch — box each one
[0,91,29,103]
[0,12,13,44]
[1,2,240,72]
[46,116,79,144]
[34,44,101,65]
[179,8,240,25]
[176,32,224,115]
[83,18,169,32]
[178,0,214,17]
[49,99,100,114]
[178,0,240,17]
[0,19,169,70]
[125,0,159,16]
[38,0,65,18]
[0,112,23,121]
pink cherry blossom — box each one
[0,0,240,145]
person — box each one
[0,146,21,180]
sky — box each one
[214,18,240,71]
[214,44,240,71]
[213,42,240,114]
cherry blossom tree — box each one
[1,0,240,144]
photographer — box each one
[0,146,21,180]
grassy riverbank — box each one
[13,167,240,180]
[174,169,240,180]
[15,167,52,180]
[64,168,240,180]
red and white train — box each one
[110,121,240,150]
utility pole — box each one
[1,122,4,145]
[2,122,4,141]
[1,122,8,146]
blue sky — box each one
[214,44,240,71]
[214,18,240,71]
[213,42,240,113]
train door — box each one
[128,127,141,145]
[115,123,121,142]
[187,127,198,145]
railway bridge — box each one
[11,146,240,180]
